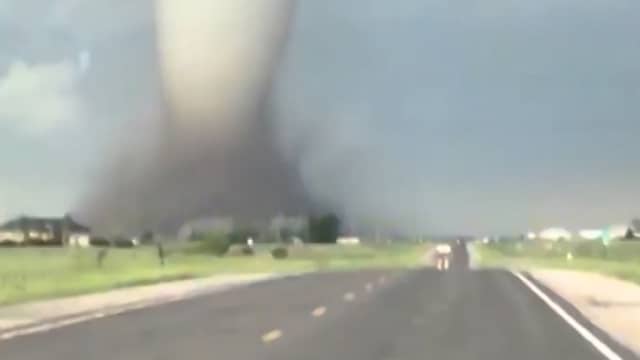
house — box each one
[66,219,91,247]
[0,221,25,245]
[0,215,91,247]
[538,227,572,241]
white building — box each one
[578,229,604,240]
[0,228,25,244]
[0,215,90,246]
[538,228,572,241]
[68,232,91,247]
[337,237,361,246]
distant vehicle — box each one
[434,243,452,271]
[435,243,452,255]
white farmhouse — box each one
[538,228,572,241]
[0,226,25,244]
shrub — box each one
[113,237,136,248]
[140,231,155,245]
[271,247,288,259]
[188,233,230,256]
[308,213,340,244]
[90,236,111,247]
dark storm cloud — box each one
[273,0,640,235]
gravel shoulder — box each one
[530,269,640,355]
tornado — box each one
[78,0,305,234]
[157,0,296,147]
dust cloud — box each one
[78,1,428,237]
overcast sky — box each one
[1,0,639,234]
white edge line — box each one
[261,329,283,343]
[365,283,373,291]
[512,271,624,360]
[311,306,327,317]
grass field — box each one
[475,240,640,285]
[0,243,427,305]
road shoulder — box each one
[529,269,640,357]
[0,273,278,337]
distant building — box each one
[0,215,90,247]
[337,236,361,246]
[538,228,572,241]
[0,221,25,244]
[578,229,604,240]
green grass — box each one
[475,241,640,285]
[287,243,427,270]
[0,243,427,305]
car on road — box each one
[434,243,452,270]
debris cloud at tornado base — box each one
[78,0,307,234]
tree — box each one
[308,213,341,244]
[188,232,231,255]
[140,230,155,245]
[228,228,259,245]
[624,228,635,240]
[270,216,308,244]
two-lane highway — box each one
[266,269,624,360]
[2,246,636,360]
[1,270,401,360]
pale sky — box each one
[1,0,639,234]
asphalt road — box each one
[2,244,635,360]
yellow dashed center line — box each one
[311,306,327,317]
[261,329,283,343]
[365,282,374,292]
